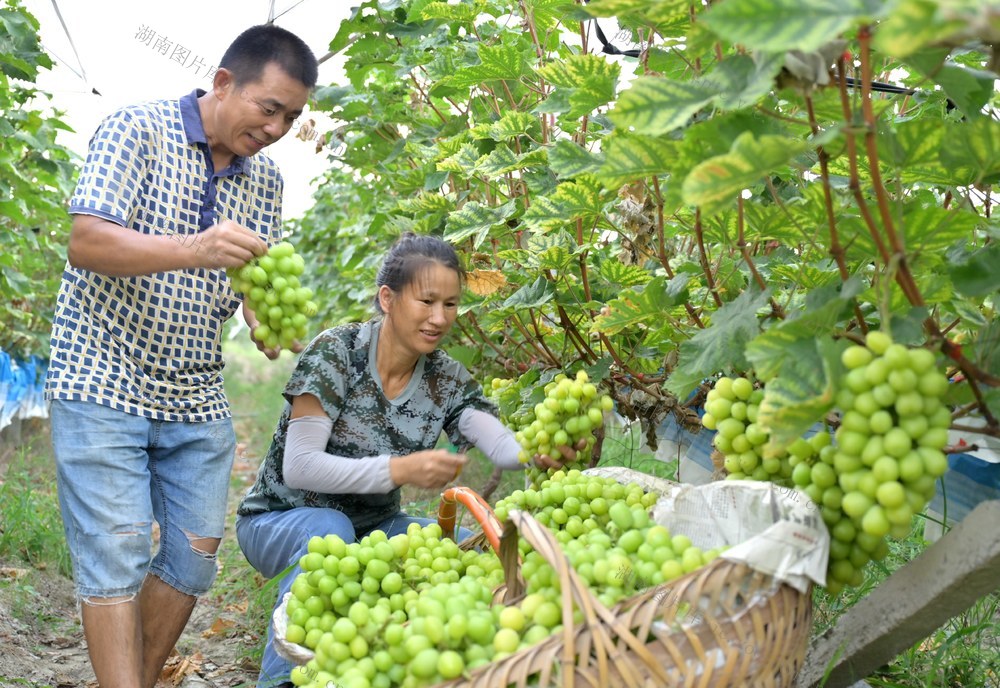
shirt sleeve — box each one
[69,107,149,227]
[458,408,523,470]
[283,415,395,493]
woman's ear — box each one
[377,285,394,313]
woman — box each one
[236,233,563,687]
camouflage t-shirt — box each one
[237,319,494,533]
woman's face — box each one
[381,262,461,356]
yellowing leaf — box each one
[466,269,508,296]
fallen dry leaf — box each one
[0,566,29,579]
[201,616,236,638]
[159,650,204,686]
[224,600,248,614]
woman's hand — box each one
[389,449,468,489]
[532,437,591,470]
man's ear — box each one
[213,68,236,100]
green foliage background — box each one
[290,0,999,445]
[2,0,997,446]
[0,0,77,357]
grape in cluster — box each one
[495,471,722,608]
[701,376,800,485]
[510,371,614,469]
[286,523,508,688]
[493,469,658,533]
[227,240,318,350]
[800,330,950,593]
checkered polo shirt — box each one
[45,90,283,422]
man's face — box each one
[217,62,310,158]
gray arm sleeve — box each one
[458,408,523,471]
[283,415,397,493]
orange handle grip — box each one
[438,486,505,553]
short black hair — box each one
[220,25,318,89]
[374,233,465,314]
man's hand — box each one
[243,302,305,360]
[195,220,268,269]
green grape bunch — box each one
[511,371,613,469]
[701,376,813,486]
[227,240,319,350]
[807,330,951,593]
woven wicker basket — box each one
[277,482,814,687]
[432,508,812,688]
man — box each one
[44,25,317,688]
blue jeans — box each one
[236,508,474,687]
[50,399,236,599]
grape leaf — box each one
[502,276,555,309]
[948,243,1000,297]
[592,275,691,336]
[598,260,653,288]
[443,200,517,248]
[486,112,540,141]
[757,336,841,453]
[682,133,807,215]
[536,54,620,119]
[703,0,877,53]
[549,139,604,180]
[597,134,678,189]
[609,77,717,136]
[664,289,771,397]
[446,43,528,90]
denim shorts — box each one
[50,399,236,599]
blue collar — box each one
[179,89,249,176]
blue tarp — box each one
[0,349,49,431]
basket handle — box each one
[498,510,672,688]
[438,486,505,553]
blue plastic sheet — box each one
[0,349,50,431]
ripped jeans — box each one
[50,399,236,600]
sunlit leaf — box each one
[597,134,678,188]
[417,1,479,22]
[487,112,540,141]
[549,139,604,179]
[578,0,694,27]
[873,0,969,57]
[682,133,807,215]
[523,176,612,232]
[537,54,620,119]
[437,143,483,174]
[444,200,517,248]
[609,77,717,136]
[703,0,877,53]
[447,42,528,90]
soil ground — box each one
[0,439,267,688]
